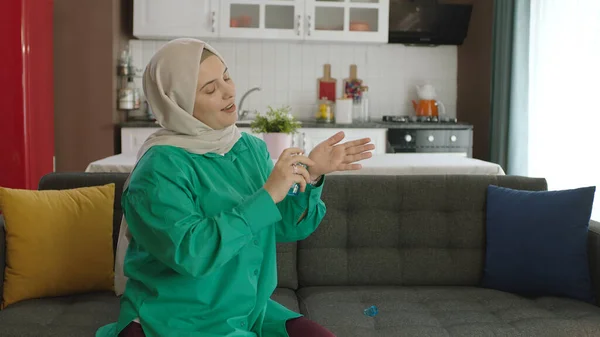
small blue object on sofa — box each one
[483,185,596,303]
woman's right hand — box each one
[264,148,317,203]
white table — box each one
[86,153,505,176]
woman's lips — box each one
[222,103,236,113]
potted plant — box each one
[250,105,301,159]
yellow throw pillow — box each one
[0,183,115,309]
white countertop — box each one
[85,153,505,176]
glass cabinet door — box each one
[306,0,388,42]
[220,1,304,40]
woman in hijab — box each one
[96,38,373,337]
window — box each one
[528,0,600,221]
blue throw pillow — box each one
[482,185,596,303]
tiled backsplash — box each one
[128,39,457,120]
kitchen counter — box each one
[119,120,473,130]
[118,121,160,127]
[85,153,504,176]
[293,120,472,130]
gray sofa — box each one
[1,172,600,337]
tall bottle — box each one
[360,86,370,122]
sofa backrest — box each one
[297,175,548,287]
[30,173,549,290]
[36,172,299,289]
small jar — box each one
[118,77,140,111]
[316,97,334,123]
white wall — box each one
[128,39,457,121]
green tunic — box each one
[96,132,326,337]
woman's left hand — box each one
[306,131,375,181]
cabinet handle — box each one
[211,11,216,33]
[307,15,312,36]
[296,14,301,36]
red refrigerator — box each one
[0,0,54,190]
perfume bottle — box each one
[287,163,308,196]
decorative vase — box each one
[263,133,292,159]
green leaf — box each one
[249,105,301,134]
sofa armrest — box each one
[588,220,600,306]
[0,215,5,303]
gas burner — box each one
[417,116,437,123]
[438,117,458,123]
[382,115,411,123]
[382,115,458,124]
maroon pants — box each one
[118,317,335,337]
[285,317,336,337]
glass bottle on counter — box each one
[131,79,141,110]
[361,86,370,122]
[352,95,362,122]
[352,86,370,123]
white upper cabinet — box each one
[133,0,389,43]
[304,0,389,43]
[133,0,219,39]
[219,0,305,40]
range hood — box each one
[388,0,473,46]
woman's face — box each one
[192,55,237,130]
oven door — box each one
[387,129,417,153]
[387,128,472,157]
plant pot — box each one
[263,133,292,159]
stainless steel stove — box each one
[382,115,473,157]
[382,115,458,124]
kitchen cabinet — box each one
[300,128,387,154]
[133,0,389,43]
[121,127,161,155]
[237,127,263,139]
[304,0,389,43]
[121,127,262,155]
[239,127,386,155]
[133,0,219,39]
[219,0,305,40]
[120,127,385,156]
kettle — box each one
[412,84,446,117]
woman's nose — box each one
[222,81,235,99]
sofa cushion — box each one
[297,286,600,337]
[298,175,548,287]
[0,184,115,309]
[271,287,300,313]
[0,288,298,337]
[0,292,119,337]
[483,185,596,303]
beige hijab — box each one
[114,38,241,296]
